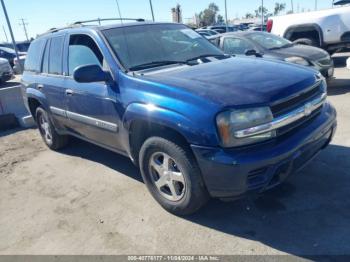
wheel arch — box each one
[284,23,324,47]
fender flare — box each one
[283,23,324,47]
[122,102,214,148]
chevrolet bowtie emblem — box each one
[304,103,313,116]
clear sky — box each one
[0,0,335,42]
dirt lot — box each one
[1,55,350,256]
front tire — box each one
[36,107,68,150]
[139,137,209,216]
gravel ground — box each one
[0,55,349,257]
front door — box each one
[64,34,123,150]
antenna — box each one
[115,0,124,25]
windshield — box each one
[103,24,224,70]
[246,32,292,50]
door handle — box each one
[65,89,74,96]
[37,84,44,90]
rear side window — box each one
[41,39,50,73]
[49,36,64,75]
[24,39,45,72]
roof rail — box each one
[38,18,146,37]
[73,18,145,25]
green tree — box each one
[255,6,269,18]
[274,2,286,15]
[217,14,224,24]
[199,3,220,26]
[245,13,254,19]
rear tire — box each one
[293,38,319,47]
[36,106,68,150]
[139,137,209,216]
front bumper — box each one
[191,102,337,198]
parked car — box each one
[248,25,267,32]
[195,29,219,38]
[267,6,350,54]
[0,58,14,84]
[204,25,240,33]
[13,54,26,74]
[22,21,337,215]
[0,46,26,67]
[209,32,334,79]
[0,41,31,53]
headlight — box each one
[285,56,310,66]
[216,107,275,147]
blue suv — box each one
[22,20,337,215]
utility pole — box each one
[2,25,8,42]
[149,0,155,22]
[224,0,228,32]
[1,0,22,72]
[261,0,264,31]
[19,18,29,41]
[291,0,294,13]
[315,0,318,10]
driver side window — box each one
[223,37,254,55]
[68,34,105,76]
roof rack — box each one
[73,18,145,25]
[38,18,146,37]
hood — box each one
[139,57,318,107]
[269,44,329,61]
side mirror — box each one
[73,64,110,83]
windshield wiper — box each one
[129,60,186,71]
[186,54,230,62]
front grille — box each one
[276,106,322,136]
[271,82,322,118]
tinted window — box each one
[103,24,223,70]
[42,39,50,73]
[49,36,64,75]
[24,39,45,72]
[223,37,255,55]
[68,34,103,76]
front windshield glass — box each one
[246,32,292,49]
[103,24,224,70]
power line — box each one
[19,18,29,41]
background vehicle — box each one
[0,41,31,52]
[0,58,14,84]
[0,46,26,67]
[22,20,336,215]
[203,25,241,33]
[13,55,26,74]
[209,32,334,78]
[267,6,350,54]
[195,29,219,38]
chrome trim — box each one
[50,107,118,132]
[50,106,67,118]
[234,93,327,139]
[66,111,118,132]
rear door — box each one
[63,33,122,150]
[38,34,69,130]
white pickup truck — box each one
[267,6,350,54]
